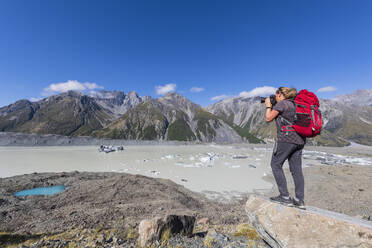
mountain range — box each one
[1,89,371,146]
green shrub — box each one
[233,224,260,240]
[142,125,157,140]
[168,119,196,141]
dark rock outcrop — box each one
[138,215,195,247]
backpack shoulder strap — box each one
[279,99,296,132]
[279,115,293,125]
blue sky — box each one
[0,0,371,107]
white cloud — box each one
[30,97,42,102]
[42,80,103,96]
[83,82,103,90]
[239,86,276,98]
[210,86,276,102]
[190,87,205,93]
[211,94,230,101]
[88,90,115,99]
[318,86,337,92]
[155,83,176,95]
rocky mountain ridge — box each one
[0,91,113,136]
[207,89,372,146]
[93,92,246,143]
[333,89,372,106]
[89,90,150,118]
[0,89,371,145]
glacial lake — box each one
[1,144,371,200]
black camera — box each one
[260,95,276,106]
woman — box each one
[265,87,306,209]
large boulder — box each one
[138,214,195,247]
[245,195,372,248]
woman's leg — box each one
[270,142,297,197]
[288,145,305,201]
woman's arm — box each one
[266,108,279,122]
[265,98,279,122]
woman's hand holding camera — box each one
[265,97,279,122]
[265,97,272,109]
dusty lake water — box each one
[1,144,371,200]
[0,144,275,199]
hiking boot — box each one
[269,195,293,206]
[293,198,306,209]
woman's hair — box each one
[277,87,297,99]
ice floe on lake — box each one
[232,155,248,159]
[157,150,266,170]
[252,147,271,152]
[161,154,181,159]
[175,162,204,168]
[161,152,225,168]
[149,170,160,176]
[230,165,241,169]
[303,150,372,166]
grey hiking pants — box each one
[271,142,305,201]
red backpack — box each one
[281,89,322,137]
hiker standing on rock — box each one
[265,87,306,209]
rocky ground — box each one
[264,164,372,219]
[1,142,372,247]
[0,171,267,247]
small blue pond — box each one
[14,185,66,196]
